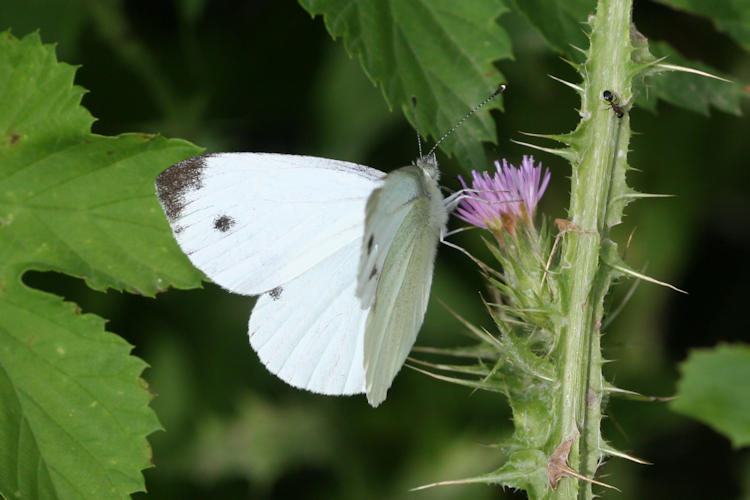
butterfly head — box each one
[414,153,440,182]
[410,84,506,185]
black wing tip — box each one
[155,154,212,221]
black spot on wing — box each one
[366,234,374,254]
[269,286,283,300]
[369,266,378,280]
[155,154,211,221]
[213,214,235,232]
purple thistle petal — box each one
[455,155,550,231]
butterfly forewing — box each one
[358,165,447,406]
[156,153,383,295]
[356,168,420,309]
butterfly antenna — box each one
[426,83,507,158]
[411,96,424,158]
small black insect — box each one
[602,90,624,118]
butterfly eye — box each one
[213,214,236,232]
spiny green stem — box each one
[554,0,634,498]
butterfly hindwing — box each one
[248,240,368,395]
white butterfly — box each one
[155,85,505,407]
[156,151,445,406]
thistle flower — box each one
[455,155,550,235]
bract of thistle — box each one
[455,155,551,234]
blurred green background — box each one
[3,1,749,498]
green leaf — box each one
[671,344,750,448]
[509,0,595,59]
[0,31,203,499]
[479,448,549,497]
[654,0,750,54]
[636,41,743,116]
[298,0,512,171]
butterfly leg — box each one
[442,226,474,239]
[439,237,492,273]
[443,188,514,213]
